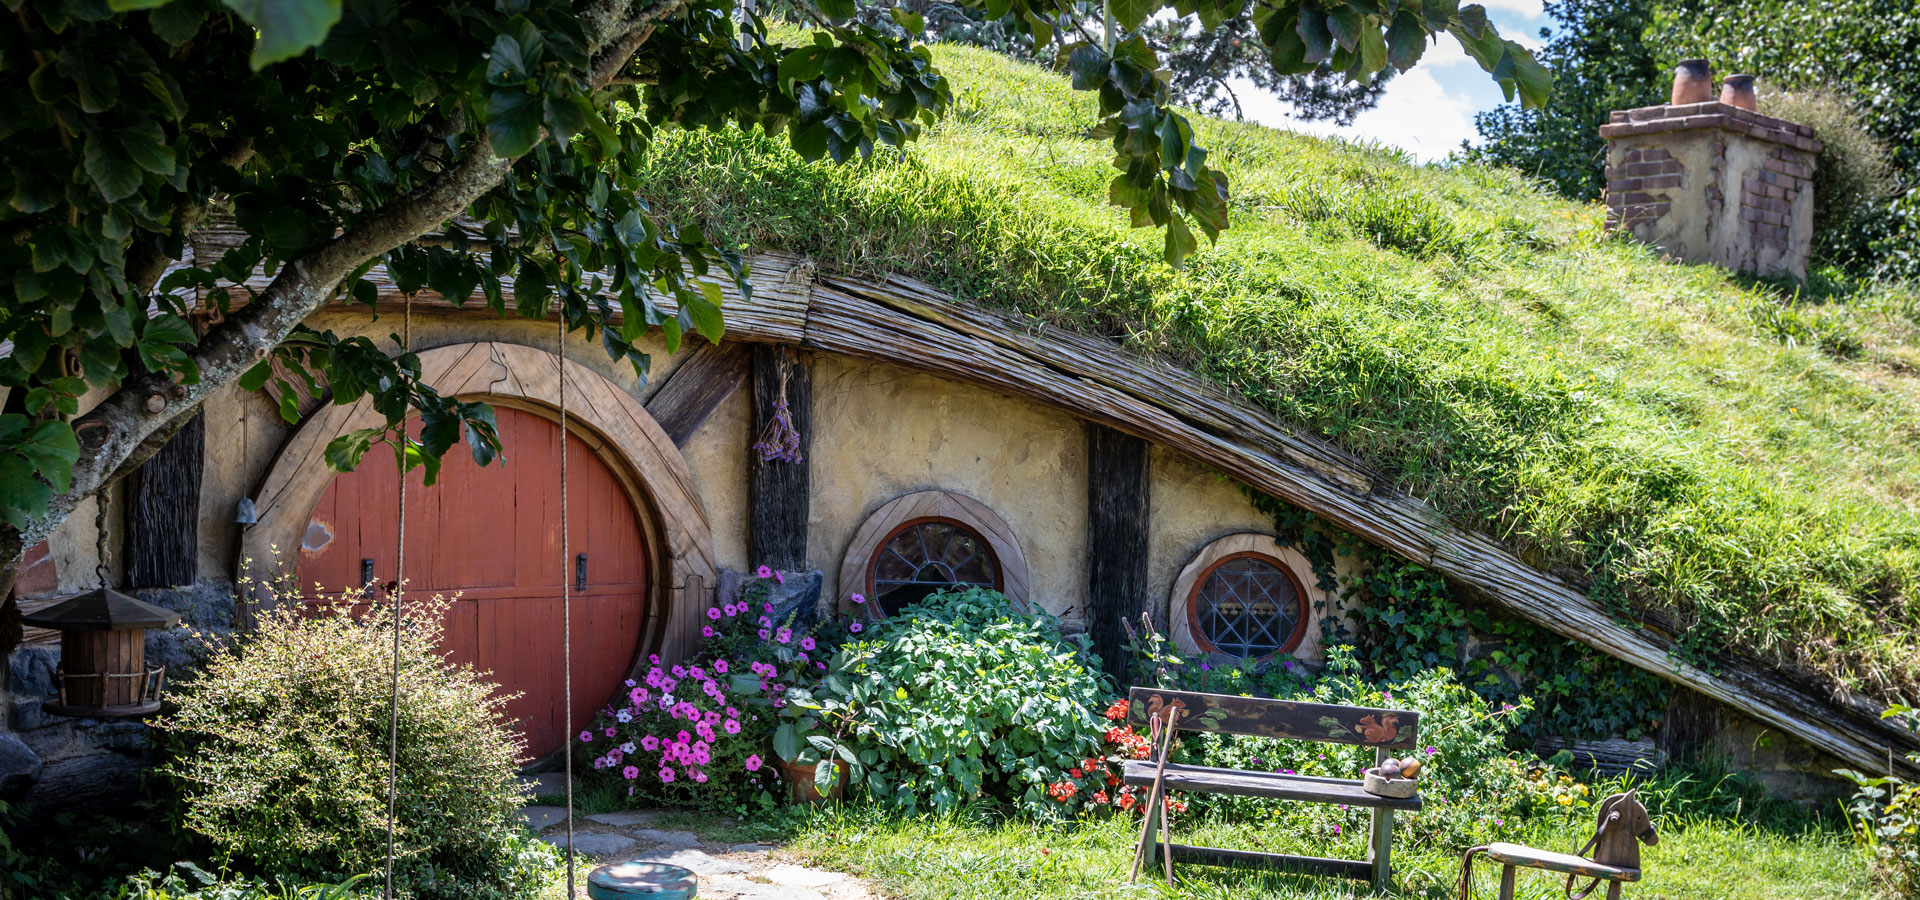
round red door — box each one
[296,406,649,760]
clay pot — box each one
[1720,74,1757,111]
[775,757,845,804]
[1671,59,1712,105]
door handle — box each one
[575,553,588,593]
[361,558,376,587]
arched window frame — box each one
[1168,533,1326,662]
[837,490,1029,615]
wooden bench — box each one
[1123,686,1422,892]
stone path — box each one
[521,789,875,900]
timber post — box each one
[1086,423,1150,680]
[750,344,812,571]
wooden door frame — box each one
[239,340,717,668]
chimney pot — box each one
[1672,59,1713,105]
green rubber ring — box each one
[585,861,698,899]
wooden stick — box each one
[1127,713,1164,882]
[1130,711,1181,881]
[1161,707,1182,886]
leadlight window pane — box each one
[873,521,999,616]
[1195,556,1300,658]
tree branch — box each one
[3,4,680,570]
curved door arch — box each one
[296,406,645,759]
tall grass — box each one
[633,44,1920,702]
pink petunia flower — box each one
[580,731,594,743]
[763,602,773,613]
[659,767,675,783]
[706,607,722,620]
[851,593,866,604]
[758,616,772,628]
[605,726,617,737]
[774,571,785,584]
[640,735,660,751]
[702,626,715,638]
[758,629,771,640]
[677,730,692,744]
[724,719,741,734]
[800,637,816,651]
[694,770,709,783]
[623,765,640,780]
[850,622,864,633]
[745,754,763,772]
[714,660,729,674]
[756,565,773,579]
[817,662,827,670]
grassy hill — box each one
[632,44,1920,703]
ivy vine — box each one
[1247,490,1668,743]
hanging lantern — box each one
[21,587,180,718]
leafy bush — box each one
[156,595,551,900]
[816,587,1107,819]
[1759,85,1902,274]
[1839,706,1920,898]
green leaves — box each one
[0,416,80,529]
[222,0,343,69]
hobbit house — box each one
[4,49,1914,814]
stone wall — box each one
[1600,101,1821,280]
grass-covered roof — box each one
[635,44,1920,704]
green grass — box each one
[779,802,1869,900]
[632,42,1920,702]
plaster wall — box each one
[808,354,1089,618]
[1146,446,1360,664]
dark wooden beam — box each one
[644,340,752,446]
[749,344,811,571]
[1087,423,1150,682]
[123,411,204,588]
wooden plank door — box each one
[296,406,649,760]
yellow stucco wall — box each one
[30,309,1335,665]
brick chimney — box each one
[1600,96,1822,280]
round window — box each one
[868,517,1001,617]
[1187,552,1308,659]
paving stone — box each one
[522,805,571,831]
[540,831,635,856]
[627,848,750,876]
[763,865,843,887]
[728,843,777,854]
[518,772,568,797]
[631,828,701,848]
[586,810,665,827]
[704,877,827,900]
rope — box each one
[559,305,577,897]
[383,295,412,900]
[94,484,110,588]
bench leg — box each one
[1606,880,1622,900]
[1497,864,1516,900]
[1138,801,1161,870]
[1367,806,1392,893]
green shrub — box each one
[817,587,1107,819]
[1839,706,1920,898]
[1759,85,1902,274]
[155,595,553,900]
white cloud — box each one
[1229,40,1484,162]
[1474,0,1546,18]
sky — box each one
[1230,0,1552,162]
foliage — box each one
[108,867,374,900]
[1652,0,1920,279]
[638,42,1920,705]
[815,587,1108,819]
[153,591,545,900]
[851,0,1393,123]
[0,0,1546,548]
[1466,0,1664,200]
[1758,85,1903,275]
[1838,704,1920,898]
[576,568,829,811]
[1347,553,1668,742]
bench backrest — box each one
[1127,686,1419,750]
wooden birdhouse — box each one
[21,587,180,718]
